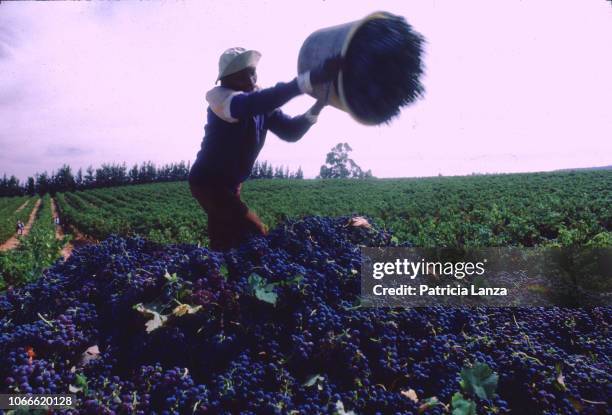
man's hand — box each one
[310,55,343,85]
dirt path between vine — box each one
[0,198,42,252]
[50,198,94,260]
[50,198,64,240]
[15,199,30,213]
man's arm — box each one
[266,101,324,142]
[229,74,312,120]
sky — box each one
[1,0,611,181]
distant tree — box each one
[53,164,76,193]
[84,166,95,187]
[26,177,36,196]
[0,174,22,197]
[295,166,304,179]
[318,142,373,179]
[75,168,83,189]
[139,161,157,183]
[259,161,268,179]
[274,166,284,179]
[251,161,261,179]
[129,164,139,184]
[36,172,50,195]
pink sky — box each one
[1,0,611,180]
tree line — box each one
[250,161,304,180]
[0,160,305,197]
[1,142,373,197]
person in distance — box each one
[189,47,342,251]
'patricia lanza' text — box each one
[372,284,508,296]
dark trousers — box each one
[189,179,267,251]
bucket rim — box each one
[338,11,396,125]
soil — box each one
[15,199,30,213]
[50,198,95,260]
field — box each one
[1,171,611,414]
[55,170,612,248]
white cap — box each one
[216,47,262,81]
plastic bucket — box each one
[297,12,396,125]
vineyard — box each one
[0,195,67,289]
[0,196,36,244]
[0,170,610,414]
[54,170,612,248]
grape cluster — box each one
[0,216,610,414]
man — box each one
[189,47,340,251]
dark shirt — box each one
[189,78,315,189]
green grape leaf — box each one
[451,392,476,415]
[248,273,278,306]
[164,271,179,283]
[460,362,499,400]
[219,265,229,280]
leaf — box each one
[460,362,499,400]
[70,373,88,395]
[281,273,304,286]
[255,286,278,305]
[134,303,168,333]
[79,345,100,366]
[554,363,567,391]
[334,400,356,415]
[172,303,202,317]
[303,374,325,390]
[219,265,229,280]
[248,273,278,306]
[451,392,477,415]
[401,388,419,403]
[418,396,441,414]
[164,271,178,283]
[348,216,371,229]
[76,373,88,388]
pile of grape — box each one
[1,217,610,414]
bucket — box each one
[297,11,425,125]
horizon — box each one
[3,159,611,186]
[1,1,611,181]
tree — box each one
[274,166,284,179]
[129,164,139,184]
[75,168,83,189]
[84,166,95,187]
[26,177,36,195]
[53,164,76,193]
[318,142,373,179]
[0,174,22,196]
[35,172,50,195]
